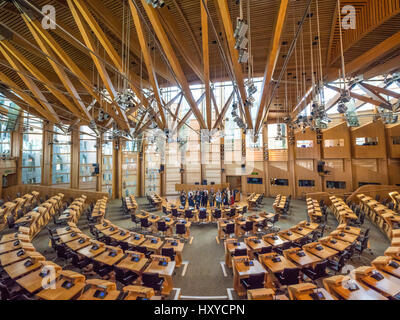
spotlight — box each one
[238,49,249,63]
[234,36,248,50]
[234,19,249,39]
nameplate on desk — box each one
[296,251,306,257]
[389,261,400,269]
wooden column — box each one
[42,123,52,186]
[96,135,102,192]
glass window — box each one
[52,126,71,186]
[326,181,346,189]
[324,139,344,148]
[270,178,289,186]
[355,137,378,146]
[122,140,138,197]
[79,126,98,190]
[0,121,11,156]
[392,136,400,145]
[102,132,113,197]
[21,114,43,184]
[298,180,315,187]
[267,124,287,150]
[297,140,313,148]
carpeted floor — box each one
[2,196,391,300]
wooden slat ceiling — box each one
[0,0,399,128]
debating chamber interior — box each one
[0,0,400,303]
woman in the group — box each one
[215,190,221,208]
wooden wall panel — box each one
[386,123,400,159]
[322,122,352,159]
[351,120,387,159]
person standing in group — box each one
[195,191,200,209]
[180,191,186,207]
[208,190,215,207]
[216,190,221,208]
[202,190,208,207]
[188,192,194,207]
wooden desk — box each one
[93,249,125,266]
[4,258,41,279]
[36,278,85,300]
[286,250,321,268]
[245,238,271,259]
[260,254,297,274]
[291,226,314,237]
[110,230,131,242]
[0,240,22,254]
[116,255,148,275]
[77,243,106,259]
[144,260,176,296]
[279,231,303,242]
[321,237,352,252]
[329,278,388,300]
[16,265,60,294]
[263,234,289,247]
[0,249,28,266]
[306,244,339,260]
[66,237,92,251]
[58,232,82,244]
[124,234,146,247]
[142,238,164,254]
[0,232,19,244]
[225,241,248,267]
[331,231,359,243]
[295,288,335,300]
[162,240,184,267]
[337,225,361,236]
[358,270,400,298]
[56,226,80,236]
[78,287,121,300]
[101,226,120,237]
[233,258,266,297]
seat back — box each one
[185,210,193,218]
[161,248,175,260]
[225,223,235,234]
[282,268,300,285]
[157,221,166,231]
[213,209,221,218]
[176,223,186,235]
[245,221,253,230]
[141,218,149,227]
[314,260,328,276]
[249,273,265,287]
[142,272,161,286]
[233,248,247,256]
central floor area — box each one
[30,196,390,299]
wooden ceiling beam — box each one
[215,0,252,129]
[254,0,289,132]
[363,55,400,80]
[326,30,400,82]
[24,16,130,130]
[201,0,212,129]
[22,15,91,120]
[0,71,56,122]
[158,5,203,81]
[361,82,400,100]
[141,0,206,130]
[129,0,166,128]
[0,44,60,123]
[85,0,174,84]
[67,0,118,101]
[357,82,392,107]
[1,39,84,120]
[213,89,234,130]
[325,83,391,110]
